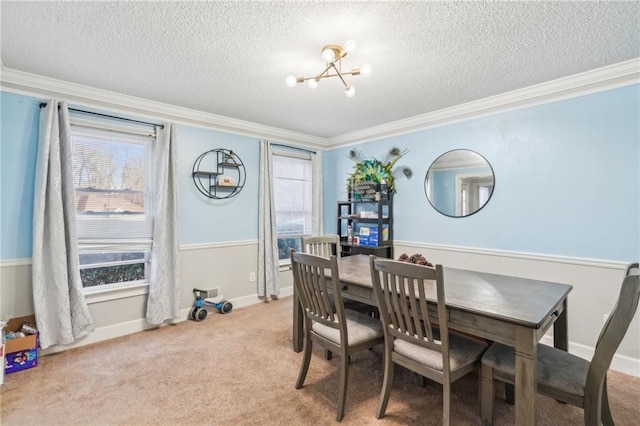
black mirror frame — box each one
[424,149,495,218]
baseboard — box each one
[29,261,640,380]
[539,335,639,378]
[223,286,294,309]
[40,286,294,356]
[41,317,163,356]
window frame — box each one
[272,149,313,266]
[70,119,156,293]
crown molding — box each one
[2,58,638,150]
[0,66,326,148]
[327,58,640,148]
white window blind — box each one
[70,122,155,290]
[71,126,154,243]
[272,152,312,261]
[273,153,312,237]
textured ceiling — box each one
[1,1,639,139]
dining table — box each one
[291,254,573,426]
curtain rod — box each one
[270,143,316,155]
[39,103,164,129]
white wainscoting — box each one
[2,240,294,356]
[0,261,34,320]
[394,241,639,377]
[3,240,637,377]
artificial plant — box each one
[346,147,412,194]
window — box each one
[272,152,312,263]
[70,124,155,290]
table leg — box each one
[505,299,568,408]
[553,298,569,405]
[515,326,537,426]
[554,298,568,351]
[505,383,515,405]
[292,284,303,352]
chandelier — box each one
[286,40,372,97]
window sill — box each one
[84,282,149,304]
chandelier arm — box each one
[298,68,361,82]
[288,44,361,91]
[301,70,361,80]
[310,75,331,81]
[297,62,334,83]
[330,63,350,89]
[313,65,332,79]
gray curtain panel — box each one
[32,100,93,349]
[311,150,323,234]
[258,139,280,299]
[146,124,180,324]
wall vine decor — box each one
[192,148,246,199]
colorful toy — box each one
[189,288,209,321]
[189,288,233,322]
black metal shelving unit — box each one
[192,148,246,199]
[337,195,393,258]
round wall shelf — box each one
[192,148,246,199]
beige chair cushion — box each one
[312,309,383,346]
[394,333,487,372]
[482,342,589,397]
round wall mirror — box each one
[424,149,494,217]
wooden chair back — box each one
[480,262,640,425]
[291,250,384,422]
[290,250,347,340]
[584,262,640,420]
[369,256,448,363]
[302,235,340,258]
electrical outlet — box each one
[249,272,256,282]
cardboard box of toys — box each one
[0,324,4,385]
[3,315,38,375]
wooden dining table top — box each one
[335,254,573,329]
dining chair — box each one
[290,250,384,422]
[369,255,488,425]
[480,262,640,426]
[302,234,341,257]
[302,235,379,361]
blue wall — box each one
[0,92,40,259]
[176,125,259,244]
[324,85,640,262]
[0,91,260,259]
[2,85,639,262]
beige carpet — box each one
[1,296,639,425]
